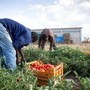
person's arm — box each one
[15,49,20,64]
[38,35,42,48]
[18,48,26,62]
[52,41,56,50]
[39,34,47,49]
[16,48,26,64]
[41,39,46,49]
[49,36,55,50]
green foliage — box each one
[0,68,36,90]
[79,77,90,90]
[1,46,90,89]
[74,71,90,90]
[24,46,90,77]
[24,48,45,62]
[0,68,76,90]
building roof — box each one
[32,27,82,31]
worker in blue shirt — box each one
[0,18,38,70]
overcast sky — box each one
[0,0,90,40]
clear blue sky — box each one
[0,0,90,40]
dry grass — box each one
[24,43,90,53]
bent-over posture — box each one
[0,18,38,70]
[38,28,56,50]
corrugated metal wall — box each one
[32,27,82,44]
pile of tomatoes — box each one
[30,62,54,72]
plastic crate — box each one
[26,60,63,86]
[25,60,43,68]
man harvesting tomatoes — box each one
[0,18,38,70]
[38,28,56,50]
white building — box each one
[32,27,82,44]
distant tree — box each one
[83,37,90,43]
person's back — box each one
[38,28,56,50]
[0,18,32,49]
[0,18,31,41]
[41,29,54,37]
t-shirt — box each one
[0,18,31,49]
[41,28,54,38]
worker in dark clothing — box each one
[0,18,38,70]
[38,28,56,50]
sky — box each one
[0,0,90,40]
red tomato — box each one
[16,77,20,82]
[30,62,54,72]
[45,64,54,68]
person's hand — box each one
[16,57,21,65]
[21,57,26,63]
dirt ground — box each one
[65,73,80,90]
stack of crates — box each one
[63,33,70,44]
[26,60,63,86]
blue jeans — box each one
[0,23,16,70]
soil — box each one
[65,73,80,90]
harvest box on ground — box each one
[26,60,63,86]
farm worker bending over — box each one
[0,18,38,70]
[38,28,56,50]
